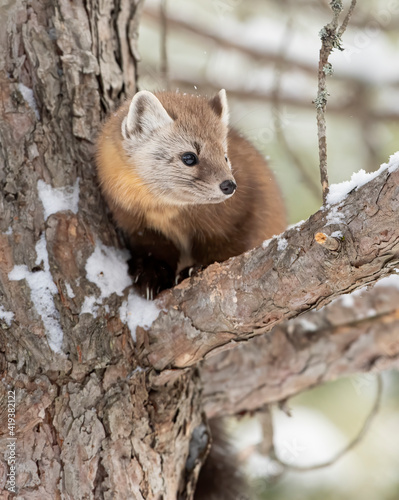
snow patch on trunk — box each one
[0,306,14,326]
[85,242,132,299]
[81,295,99,316]
[81,241,132,317]
[37,178,80,219]
[119,291,161,342]
[8,233,64,353]
[18,83,40,120]
[65,282,75,298]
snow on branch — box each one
[142,154,399,371]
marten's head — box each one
[121,89,236,205]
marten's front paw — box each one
[175,265,204,285]
[128,256,175,300]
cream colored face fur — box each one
[121,90,236,206]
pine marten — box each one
[96,89,286,299]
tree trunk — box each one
[0,1,204,498]
[1,1,399,499]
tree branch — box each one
[143,164,399,371]
[202,280,399,417]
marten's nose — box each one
[219,180,236,195]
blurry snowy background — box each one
[138,1,399,498]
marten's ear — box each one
[122,91,173,139]
[209,89,229,127]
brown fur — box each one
[194,419,248,500]
[96,91,286,291]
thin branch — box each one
[315,2,342,203]
[315,0,357,204]
[337,0,358,38]
[272,374,382,472]
[159,0,170,89]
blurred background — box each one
[138,1,399,498]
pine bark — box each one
[1,1,399,499]
[0,1,203,498]
[202,280,399,417]
[145,165,399,370]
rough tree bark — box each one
[144,164,399,370]
[0,1,399,499]
[202,281,399,417]
[0,1,203,499]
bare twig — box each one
[315,0,357,204]
[271,374,382,472]
[338,0,358,38]
[159,0,170,89]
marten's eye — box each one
[181,152,199,166]
[225,154,228,162]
